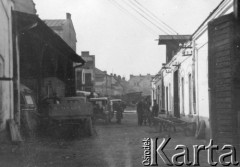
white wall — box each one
[193,0,234,119]
[162,50,194,117]
[179,57,193,116]
[0,0,14,130]
[195,31,209,118]
[191,0,234,137]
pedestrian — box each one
[143,99,151,126]
[152,100,159,117]
[137,99,144,126]
[114,102,122,124]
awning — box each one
[158,35,191,45]
[12,11,85,64]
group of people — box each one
[137,99,159,126]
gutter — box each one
[192,0,226,37]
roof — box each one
[44,19,66,28]
[95,68,106,75]
[158,35,191,44]
[12,11,85,64]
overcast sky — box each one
[34,0,221,79]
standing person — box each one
[152,100,159,117]
[120,101,126,119]
[137,99,144,126]
[144,99,151,126]
[114,102,122,124]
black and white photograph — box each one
[0,0,239,166]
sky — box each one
[34,0,222,79]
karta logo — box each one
[142,138,239,166]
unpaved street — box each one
[0,111,207,167]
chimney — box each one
[66,13,71,19]
[81,51,90,56]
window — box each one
[85,73,92,85]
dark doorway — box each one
[174,70,180,118]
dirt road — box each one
[0,111,208,167]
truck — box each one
[89,97,114,124]
[41,96,94,136]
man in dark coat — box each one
[152,100,159,117]
[144,100,151,126]
[137,100,144,126]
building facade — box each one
[75,51,95,92]
[44,13,77,51]
[128,74,153,96]
[0,0,38,139]
[95,69,125,97]
[43,13,79,97]
[0,0,14,135]
[152,0,239,148]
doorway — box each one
[174,70,180,118]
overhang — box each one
[12,11,85,64]
[158,35,192,45]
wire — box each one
[108,0,159,35]
[119,0,170,35]
[132,0,178,35]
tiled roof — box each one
[95,68,106,75]
[44,19,66,27]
